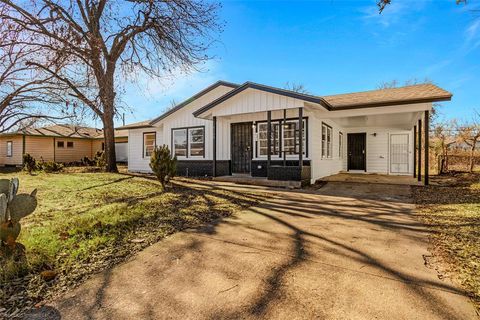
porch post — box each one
[283,109,287,167]
[424,110,429,186]
[212,116,217,177]
[418,119,422,182]
[298,107,303,169]
[413,125,417,178]
[267,111,272,175]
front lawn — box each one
[0,170,259,317]
[413,172,480,312]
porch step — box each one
[213,176,302,188]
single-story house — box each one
[118,81,452,186]
[0,124,129,166]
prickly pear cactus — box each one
[0,178,37,249]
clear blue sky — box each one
[118,0,480,127]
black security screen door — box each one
[231,122,253,174]
[348,133,366,171]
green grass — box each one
[413,173,480,312]
[0,170,259,306]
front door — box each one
[231,122,253,174]
[348,133,366,171]
[390,134,409,173]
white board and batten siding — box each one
[209,88,305,117]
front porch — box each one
[213,174,304,188]
[319,172,420,186]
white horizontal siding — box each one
[342,127,414,175]
[310,117,345,182]
[128,128,163,172]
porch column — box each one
[298,107,303,169]
[212,116,217,177]
[283,109,287,167]
[413,125,417,178]
[417,118,422,182]
[424,110,429,186]
[267,111,272,175]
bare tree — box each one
[0,0,221,172]
[457,110,480,172]
[431,120,457,174]
[0,27,70,132]
[284,82,310,94]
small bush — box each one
[22,154,37,174]
[149,145,177,189]
[94,151,106,168]
[81,156,96,166]
[38,161,63,173]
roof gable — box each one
[193,82,331,117]
[149,80,239,125]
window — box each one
[67,141,74,148]
[257,123,280,156]
[256,119,306,157]
[57,141,65,148]
[339,132,343,158]
[6,141,12,157]
[172,129,187,157]
[143,132,156,157]
[282,120,306,155]
[322,123,332,158]
[188,127,204,157]
[172,127,205,158]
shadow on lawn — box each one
[45,178,473,320]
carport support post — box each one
[267,111,272,176]
[298,107,303,169]
[424,110,429,186]
[413,125,417,178]
[212,116,217,177]
[418,119,422,182]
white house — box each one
[118,81,452,186]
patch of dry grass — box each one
[412,172,480,312]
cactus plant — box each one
[0,178,37,248]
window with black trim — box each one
[188,127,204,157]
[57,141,65,148]
[255,119,306,157]
[172,127,204,158]
[6,141,12,157]
[143,132,156,157]
[322,123,332,158]
[67,141,74,148]
[257,123,280,156]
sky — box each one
[115,0,480,128]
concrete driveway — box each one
[37,181,477,319]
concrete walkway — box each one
[39,181,477,319]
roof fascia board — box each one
[329,95,452,111]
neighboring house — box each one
[0,124,129,166]
[119,81,452,185]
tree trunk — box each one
[102,109,118,173]
[469,144,475,173]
